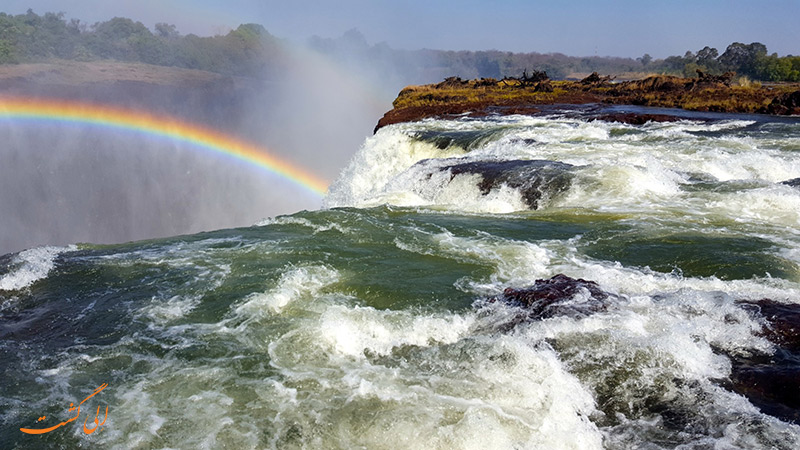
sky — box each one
[3,0,799,58]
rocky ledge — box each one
[375,72,800,132]
[484,274,800,424]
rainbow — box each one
[0,97,329,197]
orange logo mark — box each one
[20,383,109,435]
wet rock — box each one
[727,299,800,423]
[762,90,800,115]
[593,112,682,125]
[491,274,615,320]
[442,159,574,209]
[413,129,498,151]
[780,177,800,188]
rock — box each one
[762,90,800,115]
[593,112,682,125]
[442,159,574,209]
[781,178,800,188]
[491,274,614,319]
[480,275,800,425]
[726,299,800,424]
[376,75,800,132]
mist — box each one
[0,35,403,256]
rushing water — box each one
[2,106,800,449]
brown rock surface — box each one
[375,75,800,132]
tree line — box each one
[1,10,798,83]
[0,10,286,77]
[649,43,800,82]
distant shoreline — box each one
[0,60,272,135]
[375,74,800,131]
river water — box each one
[2,106,800,448]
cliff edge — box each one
[375,72,800,132]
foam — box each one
[327,115,800,215]
[395,229,555,294]
[707,185,800,228]
[0,244,76,291]
[233,264,339,319]
[266,303,603,449]
[255,215,352,234]
[325,125,466,208]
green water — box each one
[3,111,800,449]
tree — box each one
[87,17,155,60]
[0,38,14,63]
[719,42,767,77]
[697,46,718,62]
[155,23,178,38]
[637,53,652,67]
[696,46,720,73]
[758,54,800,82]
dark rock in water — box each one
[413,129,498,150]
[761,90,800,116]
[781,178,800,188]
[739,299,800,355]
[492,274,615,320]
[593,112,681,125]
[442,159,574,209]
[727,299,800,424]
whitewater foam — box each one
[0,244,76,291]
[327,115,800,217]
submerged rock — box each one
[485,275,800,425]
[440,159,574,209]
[491,273,614,320]
[727,299,800,424]
[781,177,800,188]
[479,273,800,425]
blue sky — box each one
[4,0,799,58]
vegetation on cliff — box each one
[376,73,800,131]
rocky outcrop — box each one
[489,274,614,319]
[782,178,800,188]
[761,90,800,115]
[376,75,800,131]
[728,299,800,423]
[433,159,574,209]
[592,112,682,125]
[483,274,800,424]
